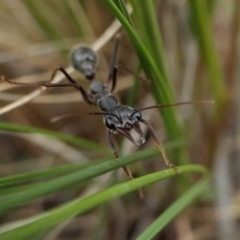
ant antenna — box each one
[130,100,214,118]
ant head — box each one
[71,47,98,79]
[104,106,145,146]
[91,101,214,146]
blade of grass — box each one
[0,160,106,188]
[115,0,134,26]
[0,149,152,214]
[103,0,175,104]
[187,0,227,163]
[130,0,170,83]
[126,64,141,107]
[136,178,210,240]
[0,140,183,216]
[188,0,226,107]
[0,165,209,240]
[103,0,188,165]
[129,0,191,166]
[0,122,106,152]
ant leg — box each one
[107,130,144,199]
[0,76,66,87]
[0,70,93,105]
[121,166,145,198]
[107,129,119,158]
[110,66,118,93]
[0,76,37,87]
[108,35,120,92]
[51,66,94,105]
[50,66,61,81]
[118,65,148,83]
[141,119,180,174]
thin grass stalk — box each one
[188,0,227,163]
[188,0,226,107]
[115,0,134,26]
[129,0,170,83]
[129,0,190,166]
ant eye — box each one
[105,117,116,130]
[134,112,142,121]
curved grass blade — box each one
[0,165,209,240]
[0,147,160,216]
[0,161,104,188]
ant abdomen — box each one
[71,47,98,80]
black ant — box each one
[0,35,213,199]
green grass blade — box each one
[188,0,225,107]
[0,148,156,215]
[0,165,209,240]
[103,0,188,166]
[126,65,141,107]
[137,178,210,240]
[130,0,170,82]
[115,0,133,26]
[0,161,104,188]
[0,140,183,216]
[0,122,106,152]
